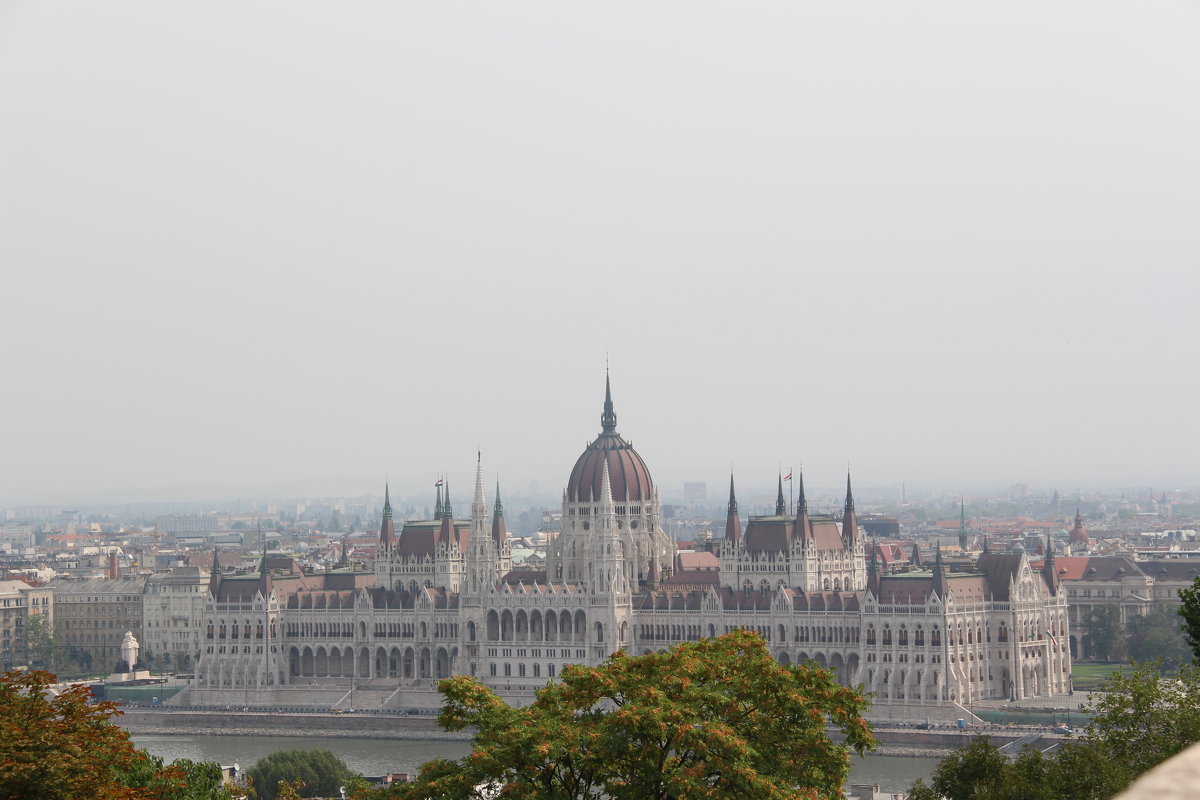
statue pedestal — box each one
[107,669,153,684]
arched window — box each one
[882,626,892,646]
[504,663,512,677]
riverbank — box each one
[120,710,1039,756]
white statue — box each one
[120,631,139,673]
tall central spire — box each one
[725,472,741,545]
[601,369,617,433]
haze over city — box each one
[2,2,1197,506]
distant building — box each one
[859,516,900,540]
[0,580,53,669]
[0,524,35,549]
[50,577,147,672]
[142,566,211,670]
[683,482,707,509]
[155,516,219,539]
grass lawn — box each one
[1072,662,1139,691]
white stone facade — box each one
[190,384,1070,713]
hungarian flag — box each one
[783,473,792,481]
[435,479,443,487]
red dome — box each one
[568,432,654,503]
[566,374,654,503]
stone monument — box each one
[108,630,151,682]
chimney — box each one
[108,550,120,580]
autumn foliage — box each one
[0,669,230,800]
[371,630,874,800]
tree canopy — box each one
[1177,575,1200,663]
[369,630,874,800]
[0,668,240,800]
[1125,604,1189,667]
[247,748,361,800]
[1081,604,1125,662]
[907,661,1200,800]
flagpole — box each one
[788,466,793,517]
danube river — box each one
[132,734,938,793]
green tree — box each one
[1081,604,1125,662]
[247,748,360,800]
[1177,576,1200,663]
[908,661,1200,800]
[26,613,65,672]
[370,630,874,800]
[1126,604,1189,667]
[1085,660,1200,781]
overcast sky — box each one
[1,2,1197,507]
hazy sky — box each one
[2,2,1198,506]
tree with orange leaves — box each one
[367,630,874,800]
[0,669,238,800]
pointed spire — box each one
[725,472,741,544]
[775,472,786,516]
[601,369,617,433]
[379,482,396,548]
[472,452,488,536]
[210,547,220,577]
[474,452,486,509]
[982,532,990,553]
[1043,534,1059,596]
[599,457,615,509]
[932,542,947,598]
[338,533,350,568]
[491,481,507,546]
[434,481,444,520]
[438,482,455,548]
[842,472,859,547]
[868,544,880,596]
[795,472,814,549]
[910,541,922,567]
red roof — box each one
[567,432,654,503]
[675,552,719,571]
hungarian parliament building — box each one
[185,378,1071,717]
